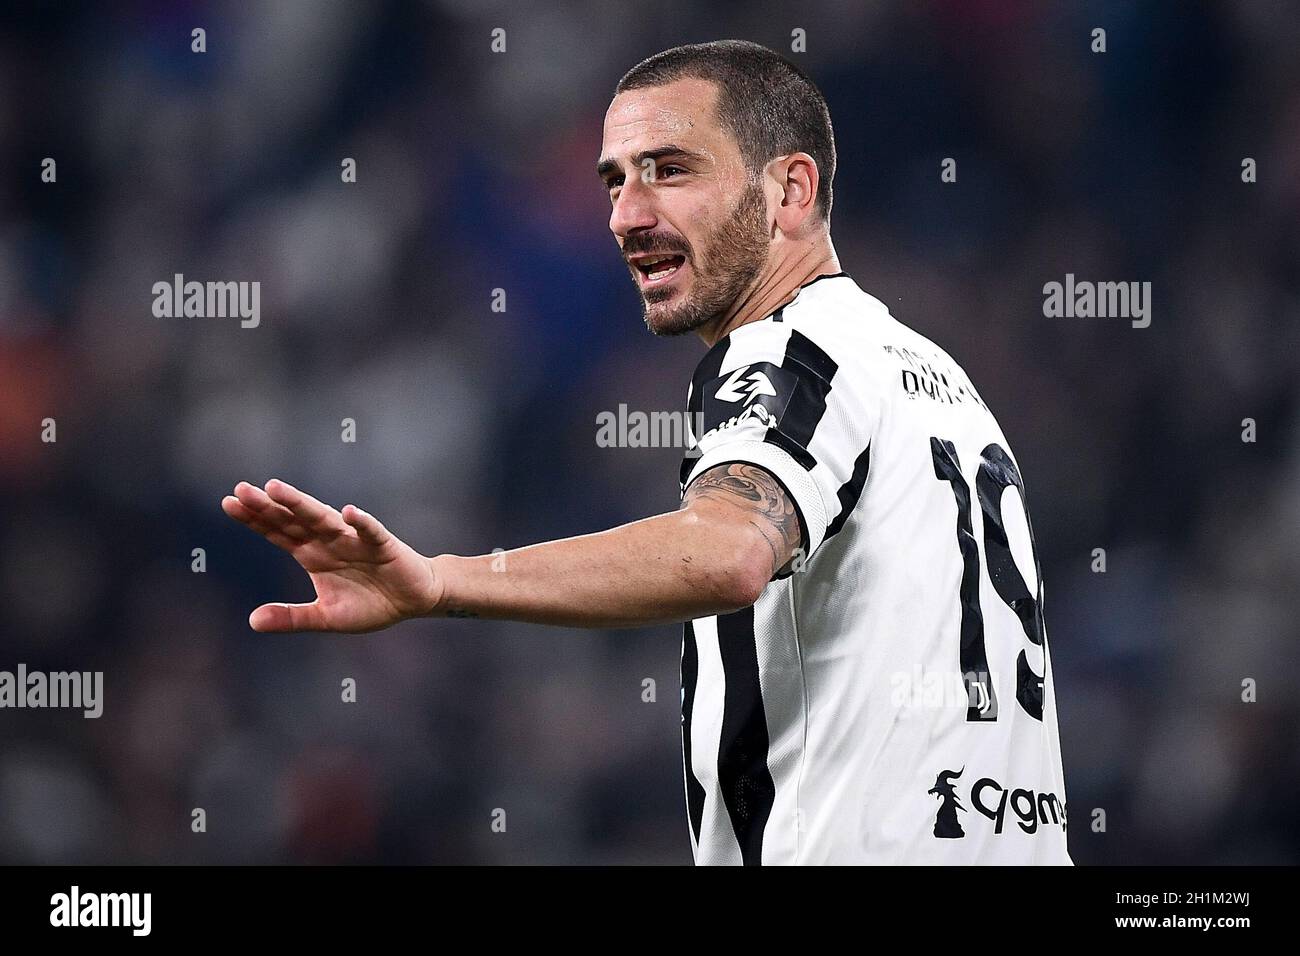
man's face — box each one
[599,78,771,336]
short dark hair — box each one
[616,40,836,221]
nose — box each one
[609,174,658,240]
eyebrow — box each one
[596,145,707,182]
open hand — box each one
[221,479,442,633]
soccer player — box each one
[223,40,1071,865]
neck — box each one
[696,233,841,348]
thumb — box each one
[250,601,328,633]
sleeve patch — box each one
[698,362,800,442]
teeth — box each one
[637,254,682,281]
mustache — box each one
[623,235,692,262]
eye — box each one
[659,164,686,179]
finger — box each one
[341,504,391,547]
[264,478,348,535]
[249,601,328,633]
[227,487,308,543]
[222,496,301,552]
[233,482,310,539]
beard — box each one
[630,179,771,337]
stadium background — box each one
[0,1,1296,864]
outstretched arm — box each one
[434,462,804,627]
[223,463,803,633]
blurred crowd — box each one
[0,1,1296,863]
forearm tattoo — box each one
[682,463,805,577]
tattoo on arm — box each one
[681,463,805,577]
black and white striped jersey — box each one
[678,273,1071,865]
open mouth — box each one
[632,253,687,287]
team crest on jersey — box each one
[697,362,798,443]
[927,769,1066,838]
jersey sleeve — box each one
[681,322,879,566]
